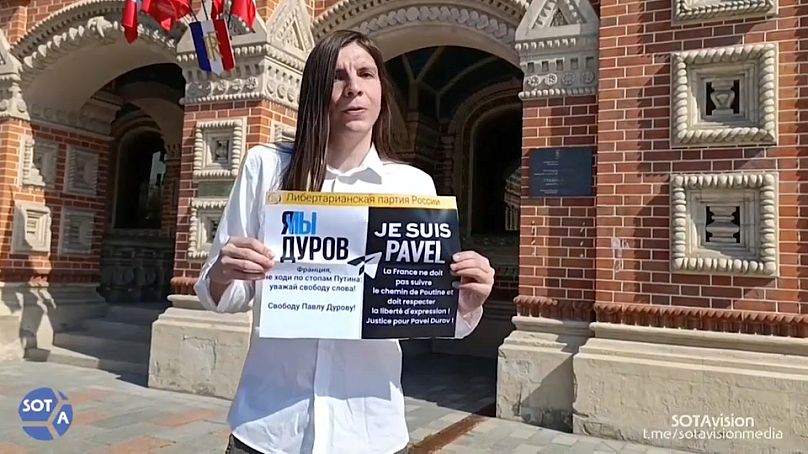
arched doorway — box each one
[97,63,184,305]
[314,10,527,350]
[469,108,522,236]
[382,45,523,361]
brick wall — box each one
[596,0,808,314]
[0,122,109,283]
[0,0,27,43]
[172,100,297,287]
[0,120,27,280]
[519,97,598,305]
[23,0,65,30]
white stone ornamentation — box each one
[11,202,52,254]
[271,120,296,144]
[268,0,315,62]
[188,198,228,260]
[314,0,526,39]
[58,208,95,255]
[178,0,313,109]
[515,0,599,100]
[64,146,99,196]
[0,30,28,121]
[193,118,246,179]
[19,137,59,188]
[14,8,177,85]
[673,0,777,24]
[671,43,779,148]
[670,172,779,277]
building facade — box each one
[0,0,806,452]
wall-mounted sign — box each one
[528,147,594,197]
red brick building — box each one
[0,0,805,452]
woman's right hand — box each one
[209,237,275,284]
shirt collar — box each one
[325,143,384,178]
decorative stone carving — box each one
[188,198,228,260]
[271,120,296,144]
[670,172,779,277]
[64,146,99,196]
[0,30,28,121]
[671,43,778,147]
[11,202,52,254]
[27,103,113,137]
[313,0,526,42]
[13,2,178,84]
[193,118,246,179]
[58,208,95,255]
[178,0,313,109]
[515,0,599,99]
[19,137,59,188]
[268,0,315,62]
[673,0,777,24]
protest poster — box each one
[258,191,461,340]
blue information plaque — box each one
[528,147,593,197]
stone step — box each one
[104,304,166,326]
[53,331,150,363]
[26,345,148,376]
[82,319,152,341]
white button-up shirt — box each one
[194,142,483,454]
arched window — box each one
[114,131,166,230]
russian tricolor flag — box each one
[190,19,235,76]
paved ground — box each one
[0,358,691,453]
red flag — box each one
[122,0,140,43]
[231,0,256,30]
[211,0,225,20]
[142,0,192,32]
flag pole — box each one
[201,0,211,21]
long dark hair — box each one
[282,30,397,191]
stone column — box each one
[149,0,315,399]
[0,29,28,360]
[495,0,599,431]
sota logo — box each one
[280,210,349,263]
[18,387,73,440]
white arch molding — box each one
[313,0,526,67]
[11,0,182,114]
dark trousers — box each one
[226,434,409,454]
[226,435,263,454]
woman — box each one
[195,29,495,454]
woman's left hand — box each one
[451,251,495,317]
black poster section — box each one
[361,207,461,339]
[529,147,594,197]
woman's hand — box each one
[209,237,275,284]
[451,250,495,317]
